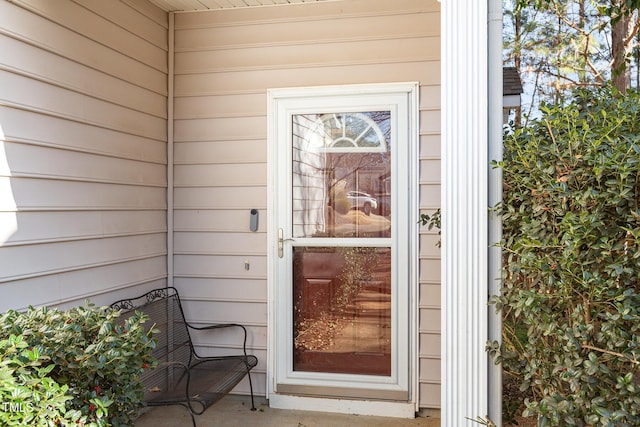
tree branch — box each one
[581,344,639,365]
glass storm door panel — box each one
[291,111,392,376]
[270,84,416,400]
[293,246,392,376]
[292,112,392,239]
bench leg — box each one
[167,403,196,427]
[180,403,197,427]
[247,370,256,411]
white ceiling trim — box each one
[148,0,330,12]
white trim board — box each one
[268,394,416,418]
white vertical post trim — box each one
[488,0,504,423]
[441,0,489,425]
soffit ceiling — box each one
[148,0,331,12]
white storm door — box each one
[268,83,418,402]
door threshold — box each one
[268,393,416,418]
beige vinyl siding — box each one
[174,0,440,407]
[418,85,442,408]
[0,0,168,310]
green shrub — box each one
[0,334,87,426]
[493,86,640,425]
[0,304,156,427]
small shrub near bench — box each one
[0,303,156,427]
[0,334,80,426]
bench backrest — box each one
[110,287,193,368]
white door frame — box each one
[267,83,419,418]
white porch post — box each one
[441,1,490,425]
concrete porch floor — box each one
[135,395,441,427]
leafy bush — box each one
[0,304,156,427]
[493,86,640,425]
[0,334,86,426]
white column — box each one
[440,1,490,425]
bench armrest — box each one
[186,323,250,356]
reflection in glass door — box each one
[291,112,393,377]
[293,246,391,376]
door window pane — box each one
[292,112,392,238]
[293,246,391,376]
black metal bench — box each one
[110,286,258,426]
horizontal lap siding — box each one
[0,0,168,311]
[420,82,442,409]
[173,0,440,406]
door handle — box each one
[278,228,294,258]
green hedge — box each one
[0,304,156,427]
[0,334,82,426]
[494,87,640,425]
